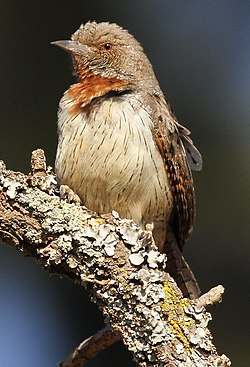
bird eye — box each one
[103,43,112,50]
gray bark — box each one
[0,149,231,367]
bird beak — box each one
[51,40,90,55]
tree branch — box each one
[0,150,231,367]
[59,326,121,367]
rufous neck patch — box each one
[67,69,128,114]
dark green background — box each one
[0,1,249,366]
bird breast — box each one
[56,91,173,247]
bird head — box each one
[52,21,158,92]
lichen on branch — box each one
[0,150,231,367]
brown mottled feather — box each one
[153,96,195,250]
[153,96,200,298]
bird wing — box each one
[174,120,202,171]
[153,95,200,250]
[152,95,201,298]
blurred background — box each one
[0,1,249,366]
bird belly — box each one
[56,93,173,249]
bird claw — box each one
[145,222,154,233]
[59,185,82,205]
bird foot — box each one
[59,184,82,205]
[145,222,154,232]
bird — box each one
[52,21,202,299]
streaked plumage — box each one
[53,22,202,298]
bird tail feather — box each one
[164,231,200,299]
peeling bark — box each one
[0,150,231,367]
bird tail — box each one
[164,231,200,299]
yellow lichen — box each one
[95,218,104,224]
[162,281,193,348]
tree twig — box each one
[59,326,120,367]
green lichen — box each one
[162,281,193,348]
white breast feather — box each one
[56,93,172,232]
